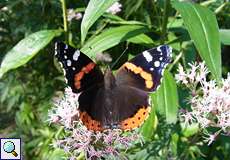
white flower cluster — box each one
[67,9,82,22]
[106,2,122,15]
[176,62,230,145]
[48,87,79,128]
[59,127,141,159]
[192,74,230,130]
[175,62,209,86]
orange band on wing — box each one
[75,71,84,81]
[74,62,96,89]
[79,111,103,131]
[123,62,154,89]
[120,106,151,131]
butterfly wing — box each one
[78,84,150,131]
[116,45,172,92]
[111,86,151,131]
[55,42,104,93]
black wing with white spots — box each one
[55,42,104,93]
[116,45,172,92]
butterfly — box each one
[55,42,172,131]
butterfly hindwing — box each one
[116,45,172,92]
[55,42,103,93]
[78,83,150,131]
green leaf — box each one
[171,133,179,156]
[167,17,184,28]
[81,25,149,58]
[103,12,124,21]
[140,105,158,140]
[220,29,230,45]
[0,30,62,78]
[81,0,117,44]
[127,33,155,47]
[103,13,147,26]
[49,149,67,160]
[173,2,222,81]
[153,70,178,123]
[181,123,199,137]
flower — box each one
[179,109,194,125]
[54,123,142,159]
[67,9,82,21]
[177,62,230,145]
[49,87,142,159]
[204,132,219,146]
[106,2,122,15]
[175,62,209,88]
[48,87,79,128]
[75,13,83,20]
[175,64,188,84]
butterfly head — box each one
[104,68,116,90]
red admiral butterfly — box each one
[55,42,172,131]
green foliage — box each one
[153,70,178,123]
[0,30,62,78]
[140,102,157,140]
[81,25,149,57]
[220,29,230,45]
[81,0,117,43]
[173,1,222,82]
[0,0,229,159]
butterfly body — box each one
[55,42,172,131]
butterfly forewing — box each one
[55,42,103,93]
[116,45,172,92]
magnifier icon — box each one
[3,141,18,157]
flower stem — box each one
[215,2,228,14]
[160,0,170,44]
[168,51,183,71]
[60,0,68,42]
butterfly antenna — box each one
[111,45,128,69]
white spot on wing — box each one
[55,43,58,55]
[67,60,72,66]
[65,45,68,49]
[64,55,67,59]
[157,46,162,52]
[142,51,153,62]
[157,46,163,55]
[73,50,80,61]
[150,67,154,71]
[154,61,160,67]
[72,67,76,70]
[167,46,173,57]
[159,57,163,61]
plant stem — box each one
[60,0,68,42]
[161,0,170,44]
[215,2,228,14]
[168,51,183,71]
